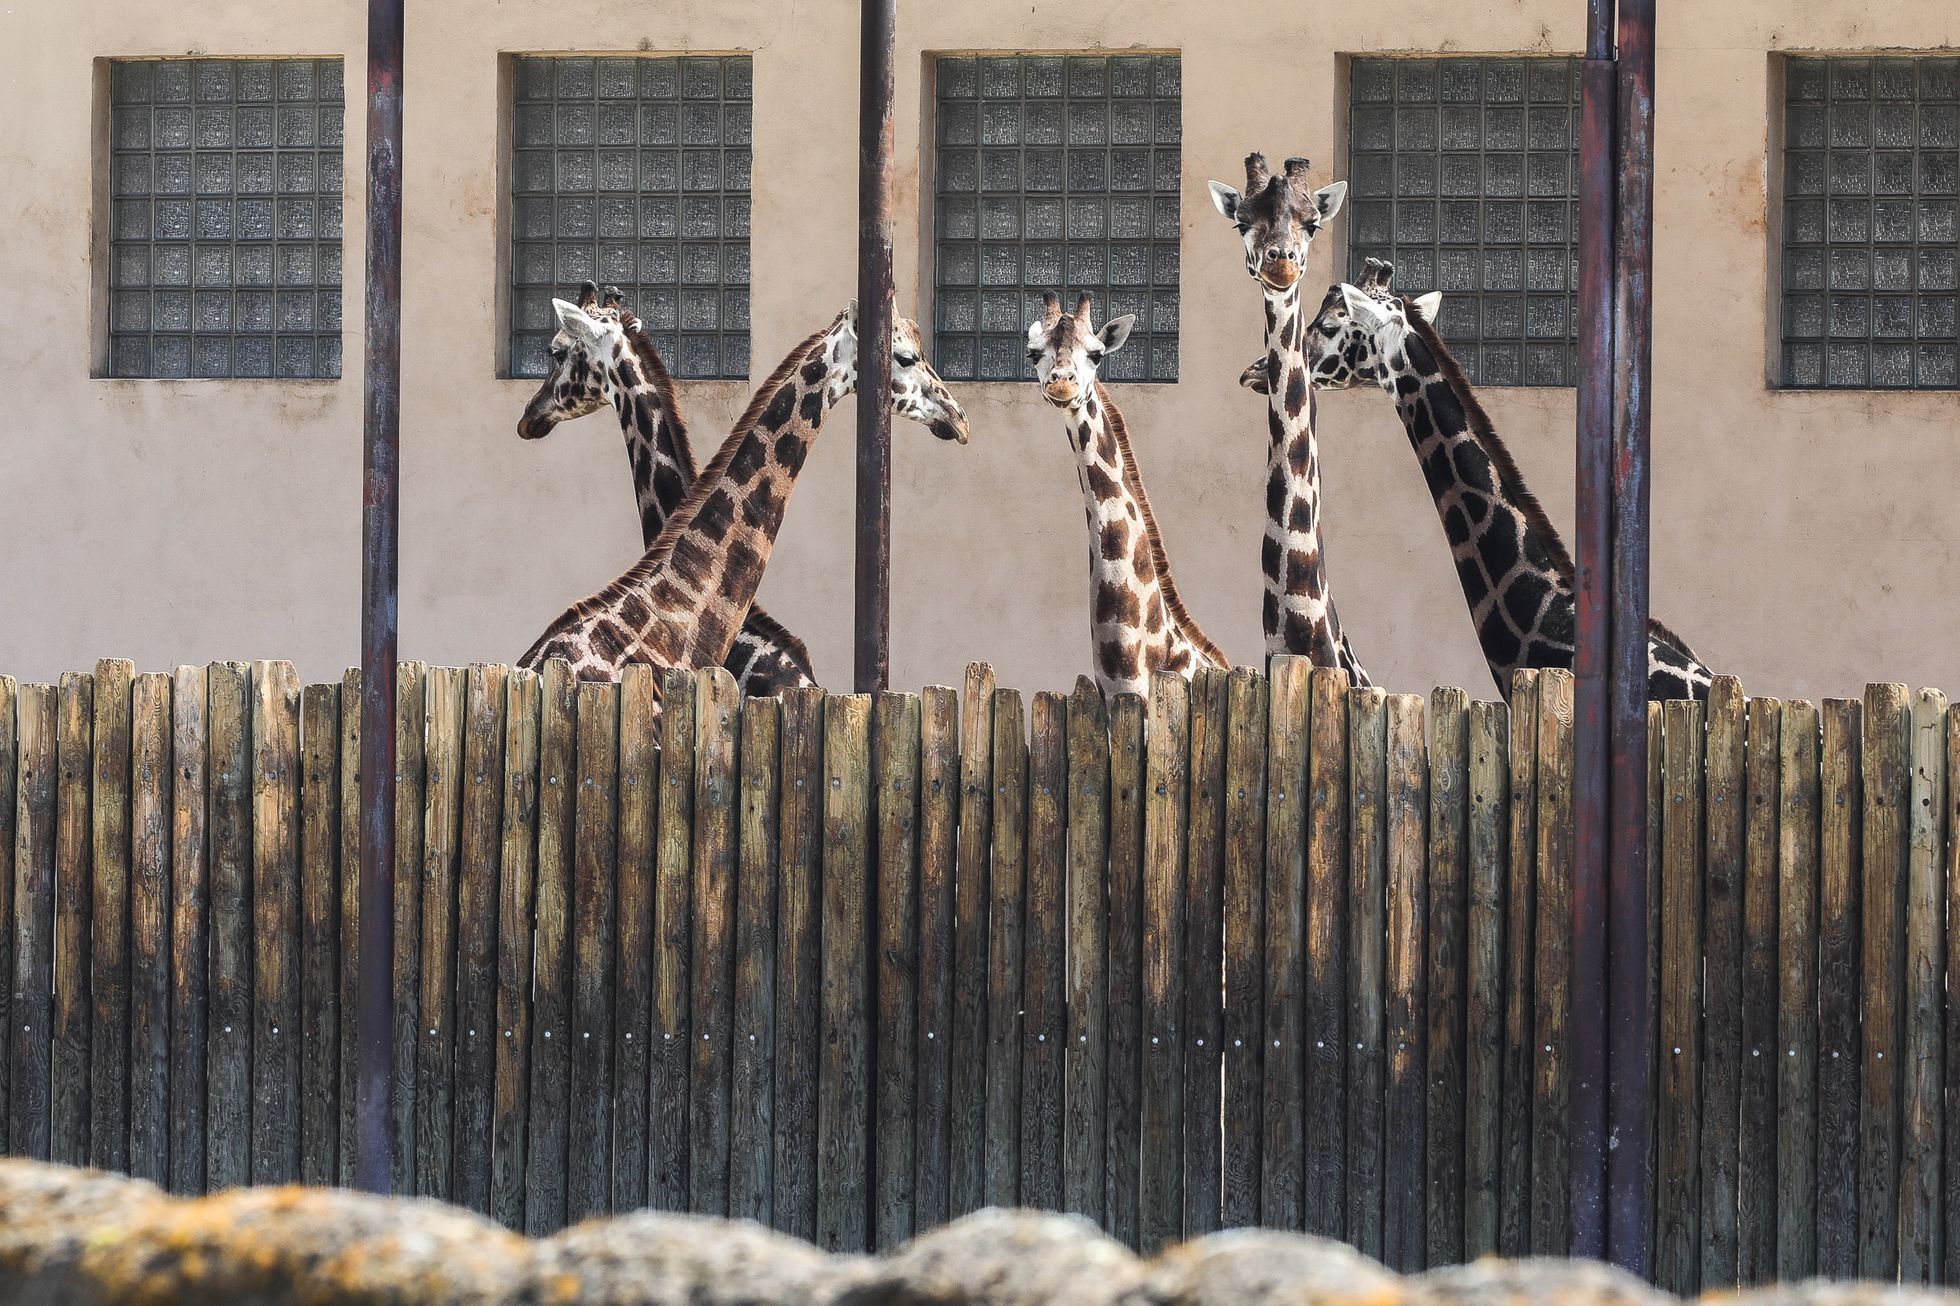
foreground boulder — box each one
[3,1159,1958,1306]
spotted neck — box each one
[607,329,693,547]
[1259,285,1370,686]
[1379,317,1713,701]
[1062,383,1225,697]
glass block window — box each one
[1347,56,1579,387]
[933,54,1182,382]
[510,55,751,380]
[1779,56,1958,389]
[107,58,344,379]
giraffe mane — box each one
[1400,301,1706,664]
[607,319,836,594]
[619,314,695,480]
[1094,381,1228,670]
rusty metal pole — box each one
[1569,0,1618,1262]
[355,0,404,1195]
[854,0,896,696]
[1607,0,1658,1275]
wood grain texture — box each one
[1898,690,1946,1282]
[203,665,246,1188]
[1778,701,1820,1280]
[1426,684,1467,1265]
[1022,690,1066,1219]
[874,691,923,1246]
[522,660,574,1235]
[1656,699,1705,1297]
[128,672,172,1185]
[9,684,56,1161]
[451,666,506,1214]
[0,677,12,1143]
[729,694,779,1226]
[1345,686,1389,1260]
[817,694,872,1251]
[984,688,1028,1210]
[335,668,361,1190]
[1139,673,1188,1253]
[1463,699,1508,1259]
[1815,699,1860,1279]
[1698,680,1744,1288]
[89,660,133,1174]
[687,669,737,1217]
[948,663,994,1220]
[567,679,620,1223]
[1105,692,1145,1249]
[491,667,540,1229]
[1179,671,1225,1237]
[1221,670,1267,1233]
[1497,670,1539,1257]
[1530,670,1573,1257]
[1738,697,1783,1283]
[611,665,657,1214]
[1063,679,1110,1224]
[298,681,342,1190]
[1261,656,1310,1232]
[771,686,824,1241]
[649,666,696,1216]
[1383,692,1428,1272]
[1305,669,1350,1241]
[414,666,465,1200]
[389,662,427,1195]
[171,669,211,1193]
[1860,684,1909,1280]
[914,685,960,1229]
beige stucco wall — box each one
[2,0,1957,702]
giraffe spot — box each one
[1097,638,1132,677]
[617,594,652,629]
[1096,427,1117,464]
[744,477,783,528]
[1287,497,1314,534]
[1267,408,1288,444]
[1100,519,1129,561]
[727,432,768,483]
[798,389,824,423]
[1462,492,1490,525]
[799,357,829,386]
[1479,611,1524,667]
[1482,512,1521,578]
[1427,382,1468,436]
[1541,601,1577,645]
[590,621,626,661]
[1282,611,1326,660]
[1456,557,1490,611]
[1085,462,1119,502]
[774,433,808,474]
[1131,537,1155,583]
[1095,583,1140,627]
[1422,445,1454,498]
[1144,601,1164,634]
[1266,476,1287,523]
[1394,372,1422,398]
[1163,646,1191,672]
[670,535,717,588]
[1262,590,1279,635]
[618,358,643,389]
[1287,437,1312,477]
[1283,367,1308,417]
[1260,535,1282,581]
[1503,570,1553,634]
[726,537,763,580]
[1453,442,1495,494]
[652,466,686,516]
[1285,550,1323,597]
[1408,403,1435,442]
[1522,527,1557,572]
[693,488,737,541]
[761,382,797,430]
[1084,395,1100,422]
[1442,504,1469,542]
[1525,638,1571,669]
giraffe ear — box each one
[1096,314,1136,355]
[1206,180,1241,222]
[552,298,605,347]
[1340,284,1391,332]
[1411,291,1444,322]
[1311,181,1348,224]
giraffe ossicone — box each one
[1302,259,1716,701]
[1206,151,1369,685]
[516,282,816,696]
[1025,289,1228,698]
[518,301,969,705]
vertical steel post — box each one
[854,0,897,696]
[355,0,404,1195]
[1569,0,1618,1262]
[1607,0,1658,1275]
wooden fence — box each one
[0,657,1954,1290]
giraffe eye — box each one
[894,351,918,368]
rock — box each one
[530,1209,875,1304]
[1414,1256,1671,1306]
[1144,1226,1401,1305]
[842,1208,1147,1306]
[1713,1286,1960,1306]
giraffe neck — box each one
[609,329,694,547]
[1260,287,1368,684]
[1065,383,1222,697]
[1380,321,1580,694]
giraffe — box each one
[1205,153,1370,686]
[1026,290,1229,697]
[517,282,817,696]
[1274,257,1715,701]
[519,302,970,701]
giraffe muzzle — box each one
[1260,257,1302,291]
[1043,379,1081,406]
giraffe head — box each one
[1297,258,1443,392]
[517,280,635,439]
[1024,291,1135,410]
[1207,154,1348,295]
[819,302,971,443]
